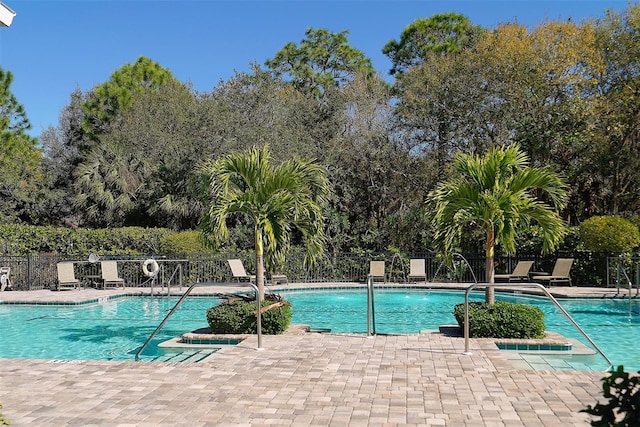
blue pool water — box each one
[0,296,222,361]
[280,289,640,371]
[1,289,639,370]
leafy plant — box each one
[582,365,640,426]
[453,301,545,338]
[580,216,640,253]
[0,402,9,425]
[159,230,214,255]
[206,297,292,335]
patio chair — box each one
[101,260,124,289]
[56,262,81,291]
[368,260,386,283]
[408,259,427,283]
[531,258,574,287]
[0,266,11,291]
[227,259,256,283]
[494,260,534,283]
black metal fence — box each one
[0,251,635,291]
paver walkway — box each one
[0,286,614,426]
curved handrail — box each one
[431,252,478,283]
[463,282,614,372]
[135,281,262,361]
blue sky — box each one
[0,0,631,137]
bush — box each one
[582,365,640,426]
[206,298,292,335]
[580,216,640,253]
[159,230,215,255]
[0,224,173,256]
[453,301,545,339]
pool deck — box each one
[0,283,628,426]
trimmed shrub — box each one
[159,230,215,255]
[453,301,545,339]
[206,298,292,335]
[580,216,640,253]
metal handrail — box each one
[463,282,614,372]
[366,276,376,336]
[135,281,262,361]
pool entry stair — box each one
[135,280,262,361]
[462,282,615,372]
[141,349,217,363]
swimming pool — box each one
[1,289,638,370]
[0,296,223,362]
[279,289,640,371]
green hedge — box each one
[453,301,545,339]
[0,224,173,256]
[159,230,216,255]
[206,298,292,335]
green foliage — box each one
[582,365,640,426]
[198,145,330,294]
[383,12,482,75]
[82,56,179,138]
[159,230,214,255]
[265,28,375,97]
[206,298,292,335]
[0,68,45,225]
[453,301,545,338]
[0,402,8,425]
[580,216,640,253]
[0,224,172,256]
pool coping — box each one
[0,282,634,305]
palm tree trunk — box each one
[485,226,495,304]
[255,226,265,300]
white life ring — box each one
[142,259,160,277]
[0,274,7,287]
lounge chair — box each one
[228,259,256,283]
[494,261,534,283]
[101,261,124,289]
[531,258,574,286]
[56,262,81,291]
[408,259,427,283]
[0,266,11,291]
[368,260,385,283]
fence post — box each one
[27,254,32,290]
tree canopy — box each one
[13,4,640,262]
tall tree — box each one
[39,88,90,227]
[0,68,44,224]
[579,4,640,218]
[82,56,179,141]
[197,145,329,297]
[265,28,375,98]
[383,12,482,75]
[428,145,568,303]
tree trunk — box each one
[255,226,265,300]
[485,226,495,304]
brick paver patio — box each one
[0,286,614,426]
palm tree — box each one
[428,144,568,303]
[197,145,329,298]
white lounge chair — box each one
[101,261,124,289]
[495,261,534,282]
[531,258,574,286]
[56,262,80,291]
[228,259,256,283]
[408,259,427,283]
[368,260,386,283]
